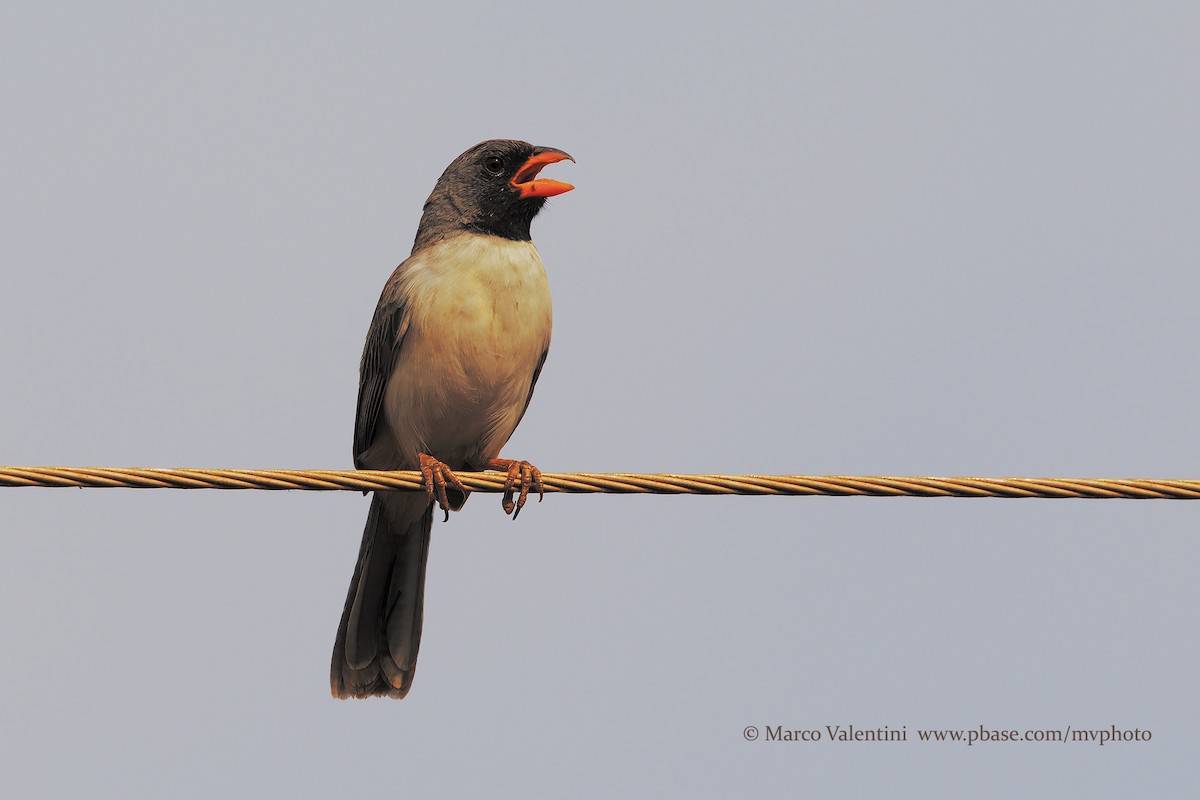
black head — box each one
[412,139,574,252]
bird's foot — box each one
[486,458,544,519]
[418,453,467,522]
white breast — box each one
[381,233,553,468]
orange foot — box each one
[418,453,467,521]
[487,458,544,519]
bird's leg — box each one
[486,458,544,519]
[418,453,467,522]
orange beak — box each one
[511,148,575,199]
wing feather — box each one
[353,268,411,467]
[511,347,549,432]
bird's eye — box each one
[484,156,504,175]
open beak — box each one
[511,148,575,199]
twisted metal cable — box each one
[1,466,1198,499]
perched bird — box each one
[331,140,574,699]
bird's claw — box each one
[418,453,467,521]
[487,458,543,519]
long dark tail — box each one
[331,492,434,699]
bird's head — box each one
[414,139,574,251]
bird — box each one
[330,139,574,699]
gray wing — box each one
[512,347,549,432]
[353,269,411,469]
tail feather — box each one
[331,492,433,699]
[385,509,431,670]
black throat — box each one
[411,184,547,253]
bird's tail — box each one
[331,492,434,699]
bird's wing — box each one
[353,268,411,468]
[512,346,549,432]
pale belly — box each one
[377,235,552,469]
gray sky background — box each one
[2,2,1198,796]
